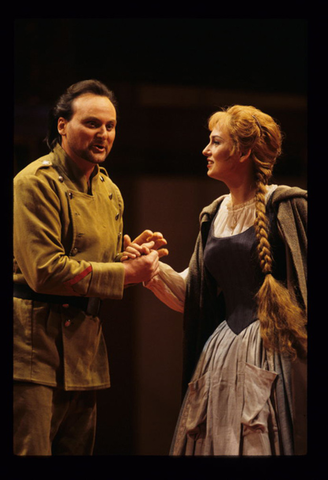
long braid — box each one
[252,134,307,359]
[254,175,273,275]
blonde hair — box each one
[208,105,307,359]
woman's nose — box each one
[202,143,210,156]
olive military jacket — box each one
[13,144,125,390]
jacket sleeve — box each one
[14,173,125,299]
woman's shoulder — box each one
[272,185,307,226]
[272,185,307,204]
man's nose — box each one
[96,125,107,137]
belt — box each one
[13,283,102,317]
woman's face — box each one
[202,122,242,183]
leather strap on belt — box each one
[13,283,102,317]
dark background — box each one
[14,17,307,456]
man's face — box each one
[58,93,117,167]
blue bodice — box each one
[203,202,286,334]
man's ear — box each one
[57,117,67,136]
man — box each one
[13,79,166,455]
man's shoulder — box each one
[15,151,56,182]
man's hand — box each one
[123,249,160,285]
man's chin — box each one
[84,153,108,165]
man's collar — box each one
[53,143,100,193]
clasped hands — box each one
[121,230,169,286]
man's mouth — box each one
[92,144,106,153]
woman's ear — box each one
[240,149,251,163]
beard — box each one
[71,143,111,166]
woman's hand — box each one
[121,239,155,261]
[121,230,169,262]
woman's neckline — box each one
[225,184,278,211]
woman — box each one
[124,105,307,456]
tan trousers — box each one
[13,382,97,455]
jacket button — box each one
[71,247,79,255]
[58,175,64,182]
[68,192,73,199]
[109,193,113,200]
[100,176,104,182]
[115,213,119,221]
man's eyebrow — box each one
[84,116,117,124]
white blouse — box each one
[145,185,278,313]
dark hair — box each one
[45,79,117,150]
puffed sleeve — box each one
[144,262,187,313]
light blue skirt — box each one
[170,320,293,456]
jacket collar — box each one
[52,143,100,194]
